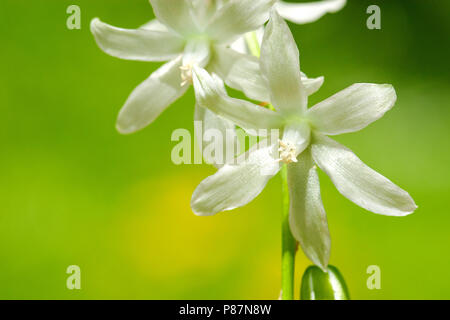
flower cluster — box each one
[91,0,416,271]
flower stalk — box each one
[281,164,297,300]
[245,31,297,300]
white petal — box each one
[116,57,188,134]
[210,47,324,102]
[194,104,240,168]
[260,10,307,115]
[191,142,280,216]
[301,72,324,96]
[229,36,248,55]
[311,134,417,216]
[90,18,184,62]
[207,0,275,44]
[192,67,285,132]
[209,46,269,102]
[191,0,218,27]
[288,149,330,270]
[275,0,347,25]
[149,0,198,36]
[254,26,265,48]
[183,38,211,67]
[307,83,397,135]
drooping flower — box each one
[90,0,278,134]
[191,10,417,270]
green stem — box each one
[245,31,297,300]
[280,164,297,300]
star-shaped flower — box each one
[191,10,417,270]
[90,0,277,134]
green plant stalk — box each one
[280,164,297,300]
[244,31,297,300]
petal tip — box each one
[191,206,203,216]
[397,193,418,216]
[405,202,419,215]
[115,120,137,135]
[190,198,217,217]
[90,17,102,34]
[310,255,329,272]
[382,198,418,217]
[315,76,325,88]
[318,264,328,273]
[380,83,397,100]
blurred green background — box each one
[0,0,449,299]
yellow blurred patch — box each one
[113,171,277,285]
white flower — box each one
[232,0,347,54]
[90,0,276,134]
[191,10,417,270]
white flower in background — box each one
[232,0,347,54]
[191,10,417,270]
[275,0,347,24]
[90,0,276,134]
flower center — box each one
[180,63,194,87]
[278,140,298,164]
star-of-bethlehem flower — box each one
[90,0,275,134]
[91,0,323,135]
[191,10,417,270]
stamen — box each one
[180,63,194,87]
[277,139,298,164]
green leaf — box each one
[300,265,350,300]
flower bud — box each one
[300,265,350,300]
